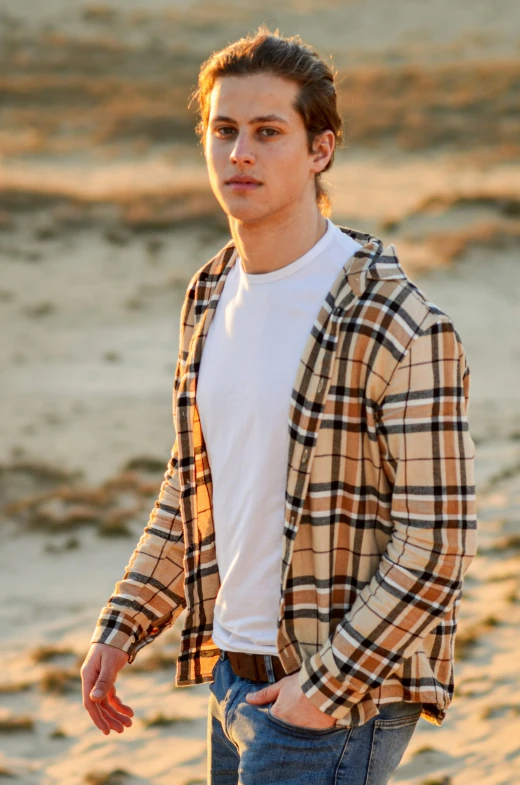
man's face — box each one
[204,73,327,225]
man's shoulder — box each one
[335,225,451,333]
[368,270,450,333]
[351,240,467,375]
[361,239,456,337]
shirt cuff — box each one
[297,640,355,718]
[90,609,142,663]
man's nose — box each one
[230,132,255,165]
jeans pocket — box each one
[373,703,423,730]
[366,707,422,785]
[266,706,344,737]
[374,709,422,730]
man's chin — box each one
[223,203,273,226]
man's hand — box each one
[81,642,134,735]
[245,672,337,729]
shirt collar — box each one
[202,225,407,324]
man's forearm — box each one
[298,319,477,716]
[91,443,186,661]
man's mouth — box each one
[225,175,263,191]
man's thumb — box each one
[245,683,280,705]
[90,668,114,702]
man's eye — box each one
[215,127,236,137]
[259,128,279,137]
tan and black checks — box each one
[92,227,477,728]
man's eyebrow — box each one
[210,114,289,125]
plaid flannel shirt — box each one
[92,226,478,728]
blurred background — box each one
[1,1,519,783]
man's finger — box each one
[100,698,133,728]
[85,689,126,734]
[83,691,111,734]
[90,671,116,702]
[245,683,280,704]
[97,702,127,733]
[82,666,111,734]
[107,689,134,717]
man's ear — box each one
[311,130,335,174]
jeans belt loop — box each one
[264,654,276,683]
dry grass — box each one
[44,536,81,554]
[49,727,67,739]
[84,770,129,785]
[131,649,178,673]
[413,745,439,756]
[124,456,166,474]
[120,192,222,232]
[22,301,56,318]
[416,192,520,218]
[418,219,520,266]
[455,630,481,660]
[97,511,132,538]
[481,615,500,627]
[141,712,195,729]
[455,615,501,661]
[39,667,81,695]
[82,4,117,23]
[31,644,75,663]
[0,460,78,509]
[0,185,224,236]
[482,534,520,554]
[30,502,105,531]
[340,59,520,152]
[1,459,160,537]
[124,296,145,311]
[0,681,32,694]
[102,469,161,498]
[0,715,35,733]
[419,779,452,785]
[1,27,519,156]
[480,703,520,721]
[1,27,519,236]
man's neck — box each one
[229,203,329,275]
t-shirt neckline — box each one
[237,218,339,285]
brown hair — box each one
[191,27,343,217]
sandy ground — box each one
[1,1,520,783]
[3,156,520,784]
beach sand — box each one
[1,1,519,782]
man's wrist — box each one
[90,640,130,661]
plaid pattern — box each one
[92,226,477,729]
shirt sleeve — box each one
[90,438,186,662]
[297,318,478,716]
[89,285,196,661]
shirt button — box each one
[302,449,309,463]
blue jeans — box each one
[207,651,423,785]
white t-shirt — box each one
[195,220,363,654]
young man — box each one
[81,29,478,785]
